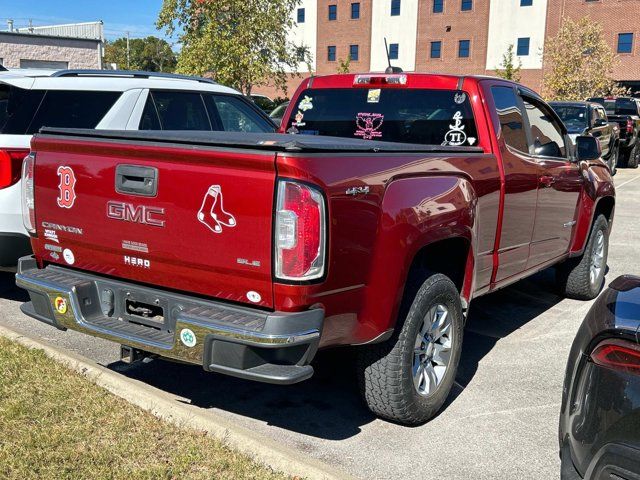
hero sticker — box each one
[298,95,314,111]
[180,328,197,348]
[443,111,468,146]
[57,166,77,209]
[355,113,384,140]
[54,296,68,315]
[197,185,236,234]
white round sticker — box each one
[180,328,197,348]
[247,291,261,303]
[63,248,75,265]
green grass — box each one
[0,337,289,479]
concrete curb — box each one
[0,324,358,480]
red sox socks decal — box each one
[197,185,236,234]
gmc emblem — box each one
[106,201,165,227]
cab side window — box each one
[523,98,566,158]
[490,86,529,153]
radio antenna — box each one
[383,37,403,74]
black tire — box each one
[608,142,618,176]
[556,214,609,300]
[357,274,464,425]
[623,143,639,169]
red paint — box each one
[30,73,615,349]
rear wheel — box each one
[607,142,618,176]
[624,143,639,169]
[357,274,463,425]
[556,214,609,300]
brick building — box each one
[256,0,640,97]
[0,22,103,70]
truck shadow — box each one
[112,268,565,440]
[0,271,29,302]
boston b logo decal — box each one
[57,166,77,209]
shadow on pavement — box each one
[110,267,564,440]
[0,271,28,302]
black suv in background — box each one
[550,101,619,174]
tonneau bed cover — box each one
[37,127,484,154]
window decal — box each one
[355,112,384,140]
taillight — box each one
[21,153,36,235]
[275,180,326,281]
[626,119,634,134]
[0,148,29,189]
[590,339,640,375]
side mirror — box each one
[593,118,607,127]
[576,135,601,161]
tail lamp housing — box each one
[21,153,36,235]
[275,180,326,281]
[590,338,640,375]
[0,148,30,189]
[626,119,634,135]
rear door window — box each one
[523,98,567,158]
[148,91,211,130]
[490,86,529,152]
[204,94,275,133]
[0,85,45,134]
[26,90,121,134]
[286,87,479,146]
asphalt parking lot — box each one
[2,168,639,480]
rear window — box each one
[589,97,639,116]
[0,86,120,135]
[286,88,479,147]
[0,85,45,134]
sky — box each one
[0,0,175,43]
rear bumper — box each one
[0,233,32,271]
[15,256,323,384]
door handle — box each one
[116,164,158,197]
[539,175,555,188]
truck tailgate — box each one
[30,135,276,309]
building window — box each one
[430,41,442,58]
[459,39,470,58]
[517,37,530,56]
[389,43,399,59]
[328,4,337,20]
[349,44,359,61]
[297,8,305,23]
[391,0,401,16]
[433,0,444,12]
[328,45,337,61]
[520,0,532,5]
[351,2,360,19]
[618,33,634,53]
[461,0,472,11]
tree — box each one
[337,57,351,74]
[157,0,311,95]
[495,44,521,82]
[542,17,627,101]
[104,36,177,72]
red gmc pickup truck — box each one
[16,73,615,425]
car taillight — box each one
[590,339,640,375]
[0,148,29,189]
[627,119,634,134]
[21,153,36,235]
[275,180,326,281]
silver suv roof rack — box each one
[51,69,217,85]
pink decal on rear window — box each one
[355,113,384,140]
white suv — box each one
[0,69,276,270]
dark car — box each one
[550,101,619,174]
[560,275,640,480]
[268,101,289,126]
[588,96,640,169]
[250,94,276,113]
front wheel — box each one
[625,143,639,169]
[607,142,618,176]
[357,274,464,425]
[556,214,609,300]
